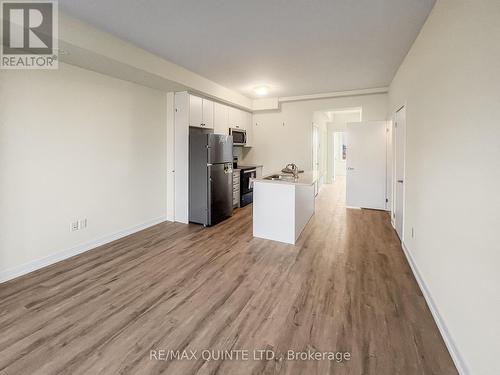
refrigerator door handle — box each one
[206,165,212,226]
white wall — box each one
[388,1,500,374]
[242,93,387,175]
[0,63,168,278]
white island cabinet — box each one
[253,172,317,244]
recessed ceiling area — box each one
[59,0,436,98]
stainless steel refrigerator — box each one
[189,129,233,226]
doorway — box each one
[324,108,362,189]
[312,125,319,174]
[312,125,320,195]
[332,131,347,180]
[393,106,406,240]
[312,107,362,198]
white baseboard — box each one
[0,215,170,284]
[345,206,390,212]
[401,241,469,375]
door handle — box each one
[397,179,404,183]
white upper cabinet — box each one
[189,95,213,129]
[189,95,202,128]
[202,98,214,129]
[214,102,229,134]
[228,106,243,129]
[189,95,251,145]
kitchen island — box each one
[253,171,317,244]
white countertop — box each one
[253,171,318,186]
[237,164,263,169]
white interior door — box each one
[346,121,387,210]
[394,107,406,239]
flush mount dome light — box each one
[253,85,269,96]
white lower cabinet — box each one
[233,170,240,207]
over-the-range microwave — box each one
[229,128,247,146]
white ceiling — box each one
[59,0,435,99]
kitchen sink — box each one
[264,174,296,181]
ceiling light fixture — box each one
[253,85,269,96]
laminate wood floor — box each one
[0,179,457,375]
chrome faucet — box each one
[282,163,299,178]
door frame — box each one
[312,123,319,172]
[312,123,320,195]
[392,104,407,241]
[331,130,337,181]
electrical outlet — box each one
[70,221,79,232]
[79,218,87,229]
